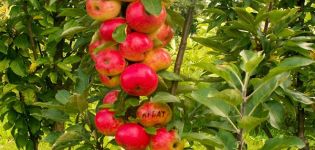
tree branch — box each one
[170,0,196,95]
[22,1,38,60]
[263,1,273,34]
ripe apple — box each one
[120,32,153,61]
[103,90,119,104]
[142,48,172,72]
[115,123,150,150]
[99,74,120,88]
[149,24,174,48]
[89,40,117,61]
[95,109,124,136]
[126,1,167,33]
[137,102,172,127]
[86,0,121,21]
[120,63,158,96]
[150,128,184,150]
[99,17,127,42]
[95,50,126,76]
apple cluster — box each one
[86,0,181,149]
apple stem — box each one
[170,0,196,95]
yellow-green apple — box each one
[119,32,153,61]
[115,123,150,150]
[95,109,124,136]
[136,102,172,127]
[95,50,126,76]
[150,128,184,150]
[99,17,128,42]
[120,63,158,96]
[86,0,121,21]
[103,90,119,104]
[126,1,167,33]
[149,24,174,48]
[99,74,120,88]
[142,48,171,72]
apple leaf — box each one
[112,24,127,43]
[55,90,71,105]
[145,127,157,135]
[261,136,305,150]
[141,0,162,15]
[152,92,180,103]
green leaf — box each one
[22,89,36,105]
[246,73,289,115]
[152,92,180,103]
[0,59,10,72]
[233,7,255,24]
[55,90,71,105]
[145,127,157,135]
[239,116,267,132]
[195,62,242,90]
[10,59,27,77]
[66,94,88,113]
[13,34,30,49]
[57,62,71,71]
[182,132,224,148]
[29,117,40,134]
[58,8,85,17]
[264,101,284,129]
[112,24,127,43]
[61,26,87,38]
[52,131,84,150]
[192,37,229,52]
[43,132,63,145]
[75,68,90,94]
[191,88,231,118]
[282,88,314,105]
[0,40,8,54]
[141,0,162,15]
[29,0,40,9]
[42,109,69,122]
[261,136,305,150]
[49,72,58,84]
[240,50,265,75]
[214,89,242,106]
[217,130,237,150]
[268,57,315,76]
[63,55,81,64]
[166,9,185,28]
[158,71,182,81]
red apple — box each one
[89,40,117,61]
[115,123,150,150]
[119,32,153,61]
[142,48,172,72]
[95,109,124,136]
[95,50,126,76]
[86,0,121,21]
[120,63,158,96]
[99,74,120,88]
[150,128,184,150]
[89,40,103,61]
[137,102,172,127]
[103,90,119,104]
[149,24,174,48]
[99,17,127,42]
[126,1,167,33]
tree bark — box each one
[297,105,310,150]
[170,0,196,95]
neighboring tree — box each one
[0,0,314,150]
